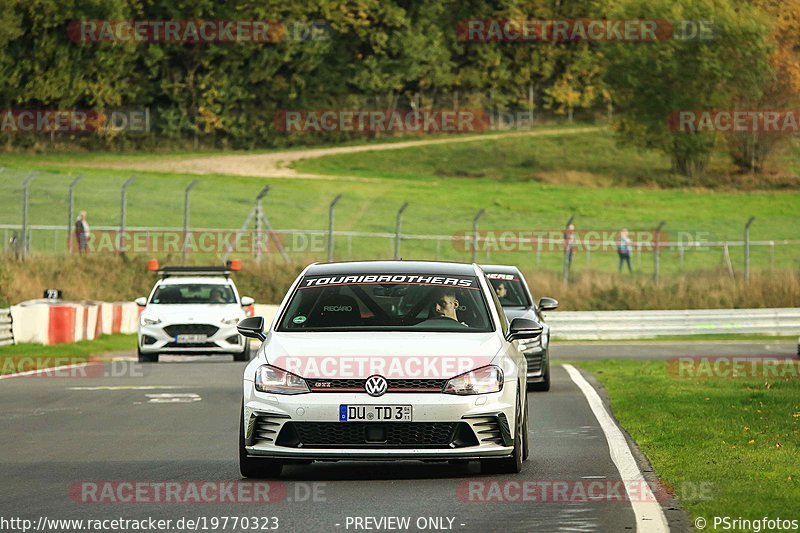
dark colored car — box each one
[480,265,558,391]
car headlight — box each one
[444,365,503,395]
[222,317,240,325]
[254,365,309,395]
[140,316,161,326]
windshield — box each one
[486,273,531,307]
[278,274,493,332]
[151,284,236,304]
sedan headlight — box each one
[140,316,161,326]
[254,365,309,395]
[222,317,240,325]
[443,365,503,395]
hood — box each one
[144,303,244,323]
[262,331,504,380]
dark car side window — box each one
[485,275,509,333]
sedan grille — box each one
[275,422,477,448]
[524,351,544,376]
[163,324,219,337]
[306,378,446,393]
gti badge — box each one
[364,375,388,397]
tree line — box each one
[1,0,796,177]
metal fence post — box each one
[744,216,755,283]
[20,172,38,257]
[394,202,409,260]
[119,177,136,253]
[562,214,575,285]
[254,186,270,263]
[327,194,343,262]
[654,221,666,284]
[67,174,83,253]
[182,179,199,262]
[471,209,485,263]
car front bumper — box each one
[242,386,519,461]
[138,322,244,355]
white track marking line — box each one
[0,362,91,380]
[145,393,201,403]
[68,385,191,391]
[563,364,669,533]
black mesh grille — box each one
[525,352,544,375]
[164,341,218,348]
[276,422,473,448]
[306,378,446,392]
[163,324,219,337]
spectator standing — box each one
[617,228,633,273]
[563,223,576,271]
[74,210,90,254]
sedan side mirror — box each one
[538,297,559,311]
[506,317,543,341]
[240,296,255,306]
[237,316,266,342]
[134,297,147,307]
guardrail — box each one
[0,308,14,346]
[546,308,800,340]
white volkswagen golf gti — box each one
[236,261,542,478]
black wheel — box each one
[528,350,551,392]
[481,392,524,474]
[522,393,530,461]
[137,348,158,363]
[234,340,251,362]
[239,403,283,479]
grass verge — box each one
[572,359,799,521]
[0,333,136,375]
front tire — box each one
[239,403,283,479]
[528,349,550,392]
[481,392,524,474]
[137,347,158,363]
[234,340,251,362]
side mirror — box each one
[506,317,543,341]
[240,296,255,307]
[134,297,147,307]
[237,316,266,342]
[538,297,559,311]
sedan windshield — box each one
[151,284,237,304]
[486,273,531,307]
[279,274,493,332]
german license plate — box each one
[339,405,411,422]
[175,334,207,343]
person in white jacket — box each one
[74,210,90,254]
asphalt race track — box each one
[2,342,792,533]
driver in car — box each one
[209,288,226,303]
[431,289,468,326]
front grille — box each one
[275,422,477,448]
[306,378,446,392]
[163,324,219,337]
[465,415,504,445]
[524,351,544,376]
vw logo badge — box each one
[364,375,388,397]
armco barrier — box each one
[0,308,14,346]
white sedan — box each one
[236,261,542,478]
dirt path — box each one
[79,126,600,181]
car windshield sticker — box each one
[486,273,516,281]
[292,315,307,324]
[299,274,477,288]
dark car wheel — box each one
[234,340,251,362]
[528,349,551,392]
[137,348,158,363]
[239,403,283,479]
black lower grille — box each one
[525,352,544,375]
[249,414,289,446]
[306,378,446,392]
[163,324,219,337]
[275,422,477,448]
[164,341,217,348]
